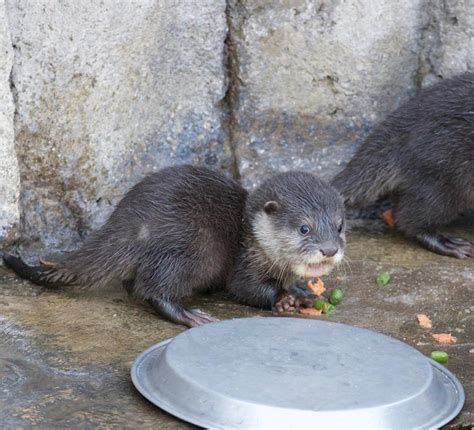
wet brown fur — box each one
[4,165,345,326]
[332,73,474,258]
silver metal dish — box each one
[131,317,464,429]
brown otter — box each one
[332,73,474,258]
[3,165,345,327]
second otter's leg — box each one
[122,279,135,295]
[414,233,474,259]
[395,190,473,259]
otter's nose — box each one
[320,247,338,257]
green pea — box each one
[322,302,335,314]
[329,288,344,305]
[376,271,391,287]
[314,299,326,310]
[430,351,449,363]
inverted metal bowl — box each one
[131,317,464,429]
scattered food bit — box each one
[322,302,335,314]
[382,208,395,228]
[430,351,449,363]
[307,278,326,296]
[313,299,334,314]
[299,307,322,316]
[416,341,430,346]
[314,299,326,310]
[376,271,391,287]
[416,314,432,329]
[431,333,457,344]
[329,288,344,305]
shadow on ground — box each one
[0,221,473,428]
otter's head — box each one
[248,171,345,279]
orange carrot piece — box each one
[307,278,326,296]
[431,333,457,344]
[416,314,432,329]
[299,307,322,316]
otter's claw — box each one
[149,298,218,328]
[416,233,474,259]
[186,308,220,326]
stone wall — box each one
[6,0,229,252]
[0,0,472,254]
[228,0,423,186]
[0,0,19,245]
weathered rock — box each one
[0,0,473,255]
[6,0,229,253]
[229,0,423,187]
[0,0,20,244]
[418,0,474,87]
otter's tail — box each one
[331,146,401,209]
[3,254,77,287]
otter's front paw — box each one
[272,293,314,314]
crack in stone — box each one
[2,7,21,248]
[414,1,441,91]
[221,0,244,181]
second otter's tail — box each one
[3,254,77,287]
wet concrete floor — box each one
[0,221,473,428]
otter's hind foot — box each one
[416,233,474,259]
[148,297,218,328]
[186,308,219,325]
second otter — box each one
[332,73,473,258]
[4,165,345,327]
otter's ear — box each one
[263,200,279,214]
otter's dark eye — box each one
[338,223,343,233]
[299,225,311,235]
